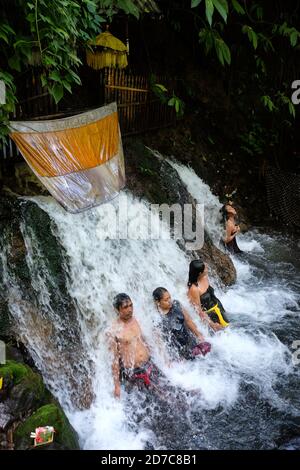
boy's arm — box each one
[182,307,205,342]
[107,331,121,399]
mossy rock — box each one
[0,360,30,385]
[0,360,46,414]
[14,403,79,450]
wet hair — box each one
[152,287,168,302]
[113,293,131,311]
[188,259,205,287]
[220,204,230,223]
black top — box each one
[160,300,197,359]
[200,285,226,315]
[200,285,218,310]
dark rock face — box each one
[197,233,237,286]
[0,361,46,414]
[0,195,93,410]
[278,437,300,450]
[0,403,13,432]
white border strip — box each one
[9,102,117,133]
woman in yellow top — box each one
[187,259,229,332]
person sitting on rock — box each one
[187,259,229,331]
[221,201,242,254]
[107,293,164,398]
[152,287,211,361]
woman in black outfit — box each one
[187,259,229,331]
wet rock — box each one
[0,196,94,409]
[0,403,13,431]
[14,403,79,450]
[125,140,236,286]
[0,298,11,339]
[278,436,300,450]
[197,233,236,286]
[0,360,47,416]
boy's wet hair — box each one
[113,293,131,311]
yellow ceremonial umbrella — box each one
[86,27,128,70]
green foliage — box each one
[23,0,106,103]
[0,71,17,143]
[275,92,296,118]
[0,360,30,384]
[191,0,203,8]
[190,0,298,161]
[192,0,229,26]
[261,95,276,112]
[230,0,245,15]
[150,76,185,117]
[242,25,258,50]
[0,0,299,161]
[199,27,231,65]
[273,22,300,47]
[168,94,185,116]
[98,0,147,21]
[0,22,15,44]
[239,121,278,157]
[0,0,149,141]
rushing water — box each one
[2,159,300,450]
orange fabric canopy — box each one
[10,112,119,177]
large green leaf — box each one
[288,101,296,118]
[215,40,225,65]
[49,70,61,82]
[191,0,203,7]
[243,25,258,50]
[261,95,276,112]
[68,70,81,85]
[62,80,72,93]
[251,30,258,49]
[290,31,298,47]
[51,83,64,104]
[213,0,228,23]
[231,0,245,14]
[0,30,9,44]
[41,75,48,88]
[205,0,214,26]
[221,40,231,64]
[118,0,140,19]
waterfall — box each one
[1,157,299,450]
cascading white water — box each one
[171,159,300,326]
[4,156,299,449]
[166,158,223,246]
